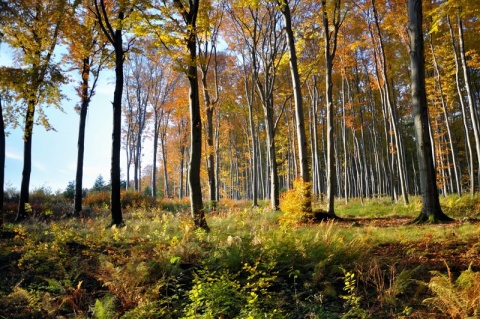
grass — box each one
[0,195,479,318]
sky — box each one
[1,43,125,193]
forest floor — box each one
[0,195,479,318]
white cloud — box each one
[6,150,23,161]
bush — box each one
[279,179,311,226]
[83,190,157,210]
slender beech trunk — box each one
[341,75,348,203]
[429,35,461,196]
[322,0,341,217]
[408,0,452,223]
[17,99,35,220]
[458,14,480,191]
[447,15,475,196]
[177,0,209,230]
[94,0,125,226]
[161,119,170,197]
[371,0,409,204]
[0,97,4,226]
[244,59,259,206]
[110,26,124,226]
[152,113,159,197]
[74,58,91,214]
[280,0,312,217]
[200,73,217,209]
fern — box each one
[94,295,117,319]
[424,264,480,318]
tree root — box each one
[409,210,454,224]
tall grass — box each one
[0,195,479,318]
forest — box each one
[0,0,480,318]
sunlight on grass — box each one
[1,196,479,318]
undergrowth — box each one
[0,195,479,318]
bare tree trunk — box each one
[17,99,34,220]
[161,119,170,197]
[371,0,409,205]
[447,15,475,196]
[429,35,461,196]
[408,0,452,223]
[322,0,342,217]
[280,0,312,217]
[458,14,480,192]
[110,27,124,226]
[94,0,125,227]
[0,96,5,226]
[199,50,219,209]
[242,54,259,206]
[182,0,209,230]
[74,57,90,214]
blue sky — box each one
[1,44,124,193]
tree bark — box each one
[0,96,5,226]
[181,0,209,230]
[457,14,480,192]
[322,0,341,217]
[110,24,124,226]
[429,35,461,196]
[371,0,409,205]
[447,15,475,196]
[74,57,91,215]
[280,0,312,218]
[17,99,35,220]
[94,0,125,227]
[408,0,452,223]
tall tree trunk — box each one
[74,57,91,214]
[280,0,312,218]
[0,96,5,226]
[322,0,341,217]
[264,105,280,209]
[408,0,452,223]
[201,75,217,208]
[17,99,35,220]
[183,0,209,230]
[341,76,348,203]
[110,24,124,226]
[371,0,409,205]
[152,116,159,197]
[429,35,461,196]
[244,64,258,206]
[458,13,480,192]
[161,122,170,197]
[94,0,125,227]
[447,15,475,196]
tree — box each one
[197,0,224,210]
[92,174,107,192]
[370,0,409,205]
[408,0,452,223]
[64,180,75,200]
[123,52,152,192]
[322,0,344,217]
[277,0,312,219]
[229,0,287,210]
[149,54,178,198]
[64,2,109,215]
[1,0,69,220]
[0,96,4,226]
[93,0,132,227]
[176,0,210,230]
